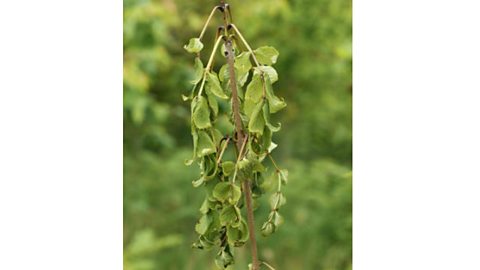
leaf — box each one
[192,176,205,187]
[220,205,241,226]
[243,98,256,120]
[245,73,263,104]
[184,38,204,53]
[211,128,223,146]
[205,88,218,117]
[248,100,265,135]
[190,57,204,85]
[184,129,198,166]
[195,214,212,235]
[255,66,278,83]
[279,169,288,185]
[215,246,234,269]
[269,192,287,210]
[197,131,216,158]
[206,72,229,99]
[213,182,241,204]
[272,211,284,227]
[254,46,279,65]
[227,219,249,247]
[261,221,275,236]
[199,198,210,214]
[264,76,286,113]
[192,96,211,129]
[235,52,252,86]
[222,161,235,176]
[263,102,281,132]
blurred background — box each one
[124,0,351,269]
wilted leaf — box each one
[248,100,265,135]
[254,46,279,65]
[192,96,211,129]
[197,131,216,158]
[255,66,278,83]
[184,38,204,53]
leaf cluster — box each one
[183,9,288,269]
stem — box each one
[197,35,224,96]
[230,24,261,67]
[262,261,276,270]
[230,23,268,97]
[267,153,281,172]
[216,137,231,164]
[199,6,220,40]
[225,36,260,270]
[231,135,248,184]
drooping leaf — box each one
[220,205,241,226]
[261,221,275,236]
[215,246,234,269]
[192,96,211,129]
[226,219,249,247]
[192,176,205,187]
[191,57,204,85]
[255,66,278,83]
[269,192,287,209]
[272,211,284,227]
[264,76,286,113]
[235,52,252,86]
[206,72,229,99]
[222,161,235,176]
[263,102,281,132]
[197,131,216,158]
[195,214,212,235]
[279,169,288,185]
[254,46,279,65]
[211,128,223,146]
[205,88,218,117]
[184,129,198,166]
[213,182,241,204]
[184,38,204,53]
[245,73,263,103]
[248,100,265,135]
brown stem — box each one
[225,37,260,270]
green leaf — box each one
[254,46,279,65]
[197,131,216,158]
[206,72,229,99]
[184,38,204,53]
[191,57,204,85]
[211,128,223,146]
[226,219,249,247]
[264,76,286,113]
[199,198,210,214]
[184,129,198,166]
[192,96,211,129]
[222,161,235,176]
[255,66,278,83]
[213,182,241,204]
[215,246,234,269]
[272,211,284,227]
[245,73,263,103]
[220,205,241,226]
[248,100,265,135]
[205,88,218,117]
[195,214,212,235]
[261,221,275,236]
[235,52,252,86]
[192,176,205,187]
[279,169,288,185]
[263,102,281,132]
[269,192,287,209]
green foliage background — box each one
[124,0,352,269]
